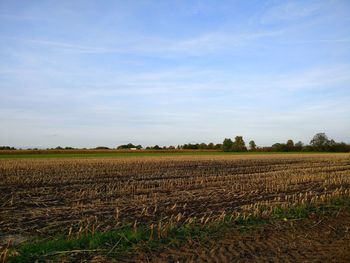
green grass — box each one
[0,151,334,159]
[8,227,147,263]
[273,197,350,219]
[7,197,350,262]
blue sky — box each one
[0,0,349,148]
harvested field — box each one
[136,210,350,263]
[1,153,350,261]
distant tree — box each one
[310,133,330,151]
[168,146,176,150]
[127,143,135,148]
[329,142,350,152]
[249,140,257,151]
[117,144,128,149]
[286,139,294,151]
[153,145,161,150]
[215,143,222,149]
[294,141,304,151]
[232,136,247,152]
[117,143,140,149]
[95,146,109,150]
[0,146,16,150]
[207,143,214,149]
[64,147,74,150]
[183,143,199,149]
[222,138,234,152]
[302,145,314,152]
[199,143,208,149]
[271,143,287,152]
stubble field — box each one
[1,153,350,262]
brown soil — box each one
[133,211,350,263]
[1,154,350,237]
[1,154,349,262]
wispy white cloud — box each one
[1,36,115,53]
[134,30,284,55]
[1,27,284,56]
[260,1,325,24]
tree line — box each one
[142,133,349,152]
[1,133,349,152]
[221,133,350,152]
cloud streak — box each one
[2,27,285,56]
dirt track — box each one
[133,211,350,263]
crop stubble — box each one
[137,210,350,263]
[1,153,349,239]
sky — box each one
[0,0,350,148]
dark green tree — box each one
[199,143,208,149]
[95,146,109,150]
[271,143,287,152]
[215,143,222,149]
[232,136,247,152]
[286,139,294,151]
[207,142,214,149]
[294,141,304,151]
[222,138,234,152]
[0,146,16,150]
[310,133,330,151]
[249,140,256,151]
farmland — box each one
[0,149,323,159]
[1,153,350,262]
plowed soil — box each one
[133,211,350,263]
